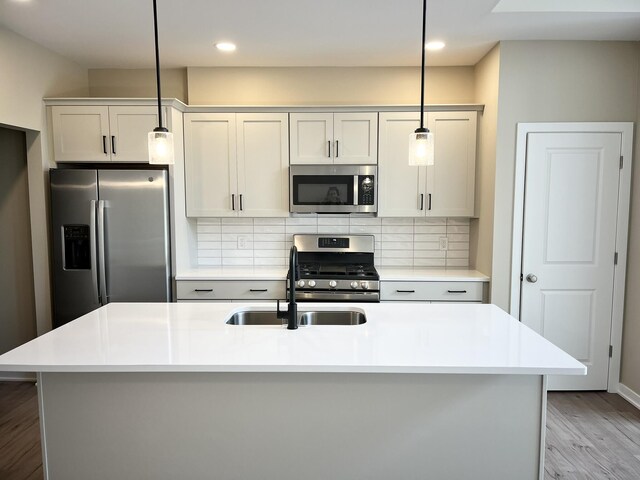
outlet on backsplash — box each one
[237,235,250,249]
[439,237,449,251]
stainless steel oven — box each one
[289,165,377,214]
[288,234,380,302]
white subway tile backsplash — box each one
[381,225,412,234]
[445,258,470,267]
[318,225,349,234]
[349,225,381,235]
[414,225,446,234]
[286,225,318,234]
[196,217,471,268]
[318,216,349,226]
[222,258,253,266]
[199,258,221,266]
[222,225,253,234]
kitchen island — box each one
[0,302,584,480]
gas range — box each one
[289,234,380,302]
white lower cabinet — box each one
[380,281,484,302]
[176,280,286,301]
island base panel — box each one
[38,372,543,480]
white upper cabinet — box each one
[51,105,162,163]
[184,113,289,217]
[290,112,377,165]
[378,111,477,217]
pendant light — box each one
[408,0,434,166]
[148,0,174,165]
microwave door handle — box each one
[353,175,359,206]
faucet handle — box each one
[276,299,286,319]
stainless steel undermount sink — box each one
[226,309,366,326]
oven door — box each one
[289,165,376,214]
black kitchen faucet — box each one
[277,245,298,330]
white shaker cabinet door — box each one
[425,111,477,217]
[236,113,289,217]
[289,113,334,164]
[333,112,378,165]
[108,106,162,163]
[378,112,426,217]
[51,106,110,162]
[184,113,237,217]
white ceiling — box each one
[1,0,639,68]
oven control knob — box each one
[350,281,359,289]
[329,280,337,289]
[361,281,369,290]
[308,280,316,288]
[297,280,305,288]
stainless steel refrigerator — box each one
[50,169,171,328]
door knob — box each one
[526,274,538,283]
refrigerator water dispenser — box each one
[62,225,90,270]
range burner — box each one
[291,234,380,302]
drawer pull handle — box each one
[396,290,416,293]
[250,289,268,292]
[447,290,467,294]
[194,289,213,292]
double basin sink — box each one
[226,309,366,326]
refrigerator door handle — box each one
[90,200,100,304]
[97,200,108,305]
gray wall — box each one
[491,40,640,393]
[470,45,500,278]
[0,24,89,338]
[0,127,37,354]
[621,48,640,395]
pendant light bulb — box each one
[148,128,174,164]
[408,129,434,166]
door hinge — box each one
[620,156,624,169]
[614,252,618,265]
[520,273,523,282]
[609,345,613,358]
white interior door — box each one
[520,132,621,390]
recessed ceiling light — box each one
[215,42,237,52]
[425,41,445,51]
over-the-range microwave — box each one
[289,164,377,214]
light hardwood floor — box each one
[1,382,639,479]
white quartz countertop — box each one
[0,302,584,375]
[176,267,489,282]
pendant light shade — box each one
[408,128,434,166]
[409,0,433,167]
[148,0,174,165]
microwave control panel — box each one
[358,175,375,205]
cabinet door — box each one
[236,113,289,217]
[425,111,477,217]
[333,112,378,164]
[377,112,426,217]
[184,113,237,217]
[289,113,333,164]
[108,106,162,163]
[51,106,110,162]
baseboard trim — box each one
[618,383,640,411]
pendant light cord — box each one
[419,0,426,130]
[152,0,164,129]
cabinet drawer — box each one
[176,280,285,300]
[380,281,484,302]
